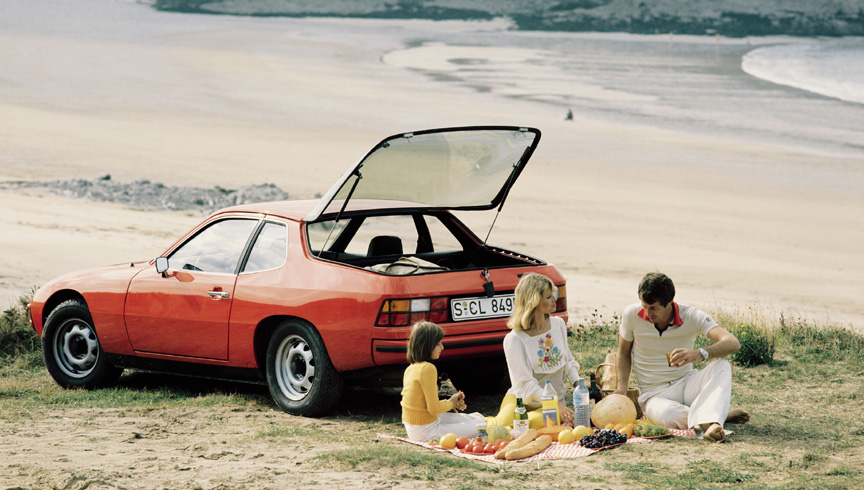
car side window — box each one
[243,222,287,273]
[168,218,258,274]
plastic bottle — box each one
[573,378,591,428]
[540,380,559,427]
[512,394,528,438]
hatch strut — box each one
[481,146,531,246]
[316,166,363,257]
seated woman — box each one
[488,273,582,429]
[401,321,486,442]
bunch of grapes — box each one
[579,429,627,448]
[633,422,670,437]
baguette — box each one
[505,435,553,460]
[494,428,537,459]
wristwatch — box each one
[699,348,709,361]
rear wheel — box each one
[265,320,344,416]
[42,299,123,388]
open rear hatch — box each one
[304,126,541,226]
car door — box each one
[124,218,259,360]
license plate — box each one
[451,294,514,321]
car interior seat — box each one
[367,235,403,257]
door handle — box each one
[207,291,230,300]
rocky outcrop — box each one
[153,0,864,37]
[1,175,291,213]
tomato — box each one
[483,443,496,454]
[464,444,478,453]
[496,440,510,450]
[471,444,485,454]
[455,437,469,450]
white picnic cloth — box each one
[377,428,694,463]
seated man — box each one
[613,272,750,442]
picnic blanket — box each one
[378,428,694,463]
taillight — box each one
[376,297,449,326]
[556,285,567,312]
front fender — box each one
[30,261,150,356]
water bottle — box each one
[512,394,528,438]
[541,380,559,427]
[573,378,591,428]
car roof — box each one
[215,199,433,222]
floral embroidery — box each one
[536,333,561,369]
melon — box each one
[487,424,512,444]
[591,393,637,429]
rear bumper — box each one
[373,330,507,365]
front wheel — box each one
[265,320,344,416]
[42,299,123,388]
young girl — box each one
[487,273,582,429]
[401,321,486,442]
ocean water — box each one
[742,38,864,105]
[383,31,864,159]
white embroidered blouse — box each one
[503,316,581,407]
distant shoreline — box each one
[152,0,864,38]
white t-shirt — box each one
[504,315,580,406]
[619,302,717,393]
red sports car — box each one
[29,126,568,416]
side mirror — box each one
[155,257,169,276]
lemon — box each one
[618,425,634,438]
[557,429,576,445]
[572,425,593,439]
[440,432,458,449]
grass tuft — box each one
[0,292,43,371]
[728,323,776,367]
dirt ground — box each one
[0,376,419,490]
[0,373,639,490]
[2,406,398,490]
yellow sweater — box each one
[400,362,453,426]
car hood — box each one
[304,126,541,222]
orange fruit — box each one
[604,423,615,430]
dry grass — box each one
[2,297,863,489]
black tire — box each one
[42,299,123,389]
[265,320,344,417]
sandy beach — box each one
[2,0,863,331]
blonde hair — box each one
[507,273,555,331]
[406,321,444,364]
